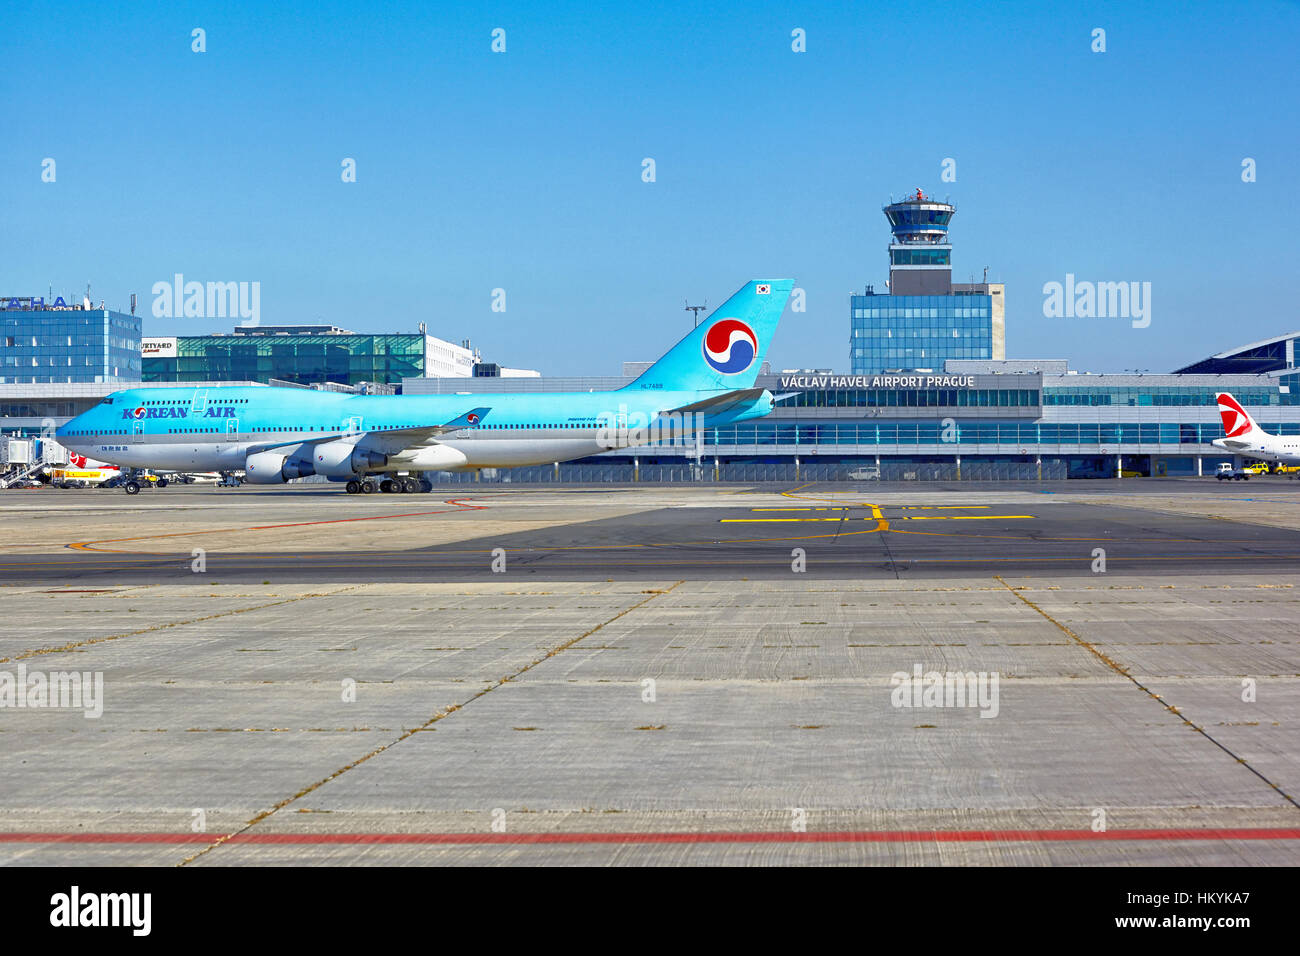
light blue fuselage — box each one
[57,385,774,475]
[57,279,793,482]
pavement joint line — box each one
[175,579,686,866]
[6,828,1300,846]
[0,586,362,664]
[994,575,1300,812]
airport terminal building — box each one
[405,360,1293,481]
[850,191,1004,373]
[4,334,1297,482]
[3,194,1298,481]
[141,325,480,387]
[0,295,141,385]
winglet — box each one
[442,407,490,429]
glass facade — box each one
[143,333,426,386]
[889,248,951,266]
[785,387,1036,408]
[689,419,1300,447]
[1043,386,1285,406]
[0,309,141,384]
[850,293,993,373]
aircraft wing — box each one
[662,388,770,416]
[249,407,490,454]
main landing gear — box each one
[344,476,432,494]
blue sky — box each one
[4,0,1298,375]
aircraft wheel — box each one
[360,480,376,494]
[418,479,433,493]
[125,481,140,495]
[380,479,395,493]
[345,480,360,494]
[402,476,421,493]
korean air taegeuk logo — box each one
[702,318,758,375]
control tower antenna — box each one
[685,299,708,328]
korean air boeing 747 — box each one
[57,280,792,494]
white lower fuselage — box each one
[81,433,661,475]
[1212,434,1300,463]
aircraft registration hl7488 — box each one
[57,280,793,494]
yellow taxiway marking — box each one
[896,505,991,510]
[751,507,849,511]
[723,513,1032,523]
[898,514,1035,521]
[720,517,851,523]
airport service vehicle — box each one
[1211,392,1300,464]
[1216,463,1250,481]
[51,453,121,489]
[166,472,222,484]
[122,476,168,494]
[1243,461,1271,475]
[847,466,881,480]
[104,472,167,493]
[57,280,792,494]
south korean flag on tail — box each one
[755,284,771,295]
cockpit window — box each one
[100,397,114,405]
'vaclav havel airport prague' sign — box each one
[777,375,977,389]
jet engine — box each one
[311,440,388,478]
[244,450,314,484]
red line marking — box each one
[2,828,1297,846]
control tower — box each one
[850,189,1004,374]
[883,188,955,295]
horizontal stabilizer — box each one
[664,388,769,416]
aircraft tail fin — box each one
[622,280,792,392]
[1217,392,1265,438]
